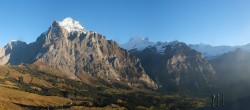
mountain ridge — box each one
[121,36,250,58]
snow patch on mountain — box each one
[147,41,170,54]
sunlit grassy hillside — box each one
[0,65,208,110]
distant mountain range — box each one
[190,43,250,58]
[121,36,250,58]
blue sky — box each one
[1,0,250,46]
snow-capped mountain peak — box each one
[121,36,153,50]
[121,36,171,54]
[58,17,86,33]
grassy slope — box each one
[0,87,71,107]
[0,65,71,109]
[68,105,127,110]
[0,65,208,110]
[0,99,24,110]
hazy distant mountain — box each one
[189,44,235,58]
[130,41,216,93]
[189,44,250,58]
[209,48,250,100]
[210,48,250,83]
[190,43,250,58]
[0,17,157,89]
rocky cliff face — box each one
[131,41,216,92]
[0,47,6,65]
[0,18,157,89]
